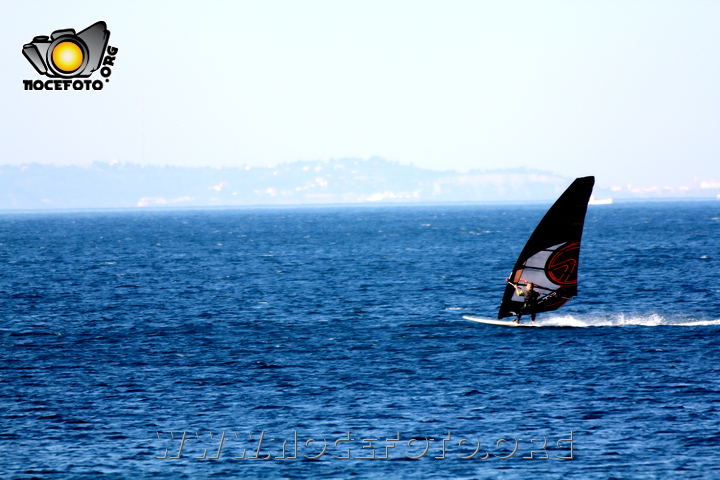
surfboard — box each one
[463,315,539,328]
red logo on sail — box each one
[546,242,580,286]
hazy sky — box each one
[2,0,720,189]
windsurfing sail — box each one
[497,176,595,319]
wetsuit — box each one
[516,288,540,322]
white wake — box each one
[535,314,720,327]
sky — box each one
[1,0,720,189]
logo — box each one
[545,242,580,286]
[22,21,118,91]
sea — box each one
[1,200,719,479]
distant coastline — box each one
[1,157,719,211]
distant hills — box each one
[0,157,718,210]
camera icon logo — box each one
[22,21,110,78]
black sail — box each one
[497,176,595,319]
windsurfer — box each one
[512,282,540,323]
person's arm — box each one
[507,279,525,296]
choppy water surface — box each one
[2,201,719,479]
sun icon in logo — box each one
[51,41,84,73]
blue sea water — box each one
[1,201,719,479]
